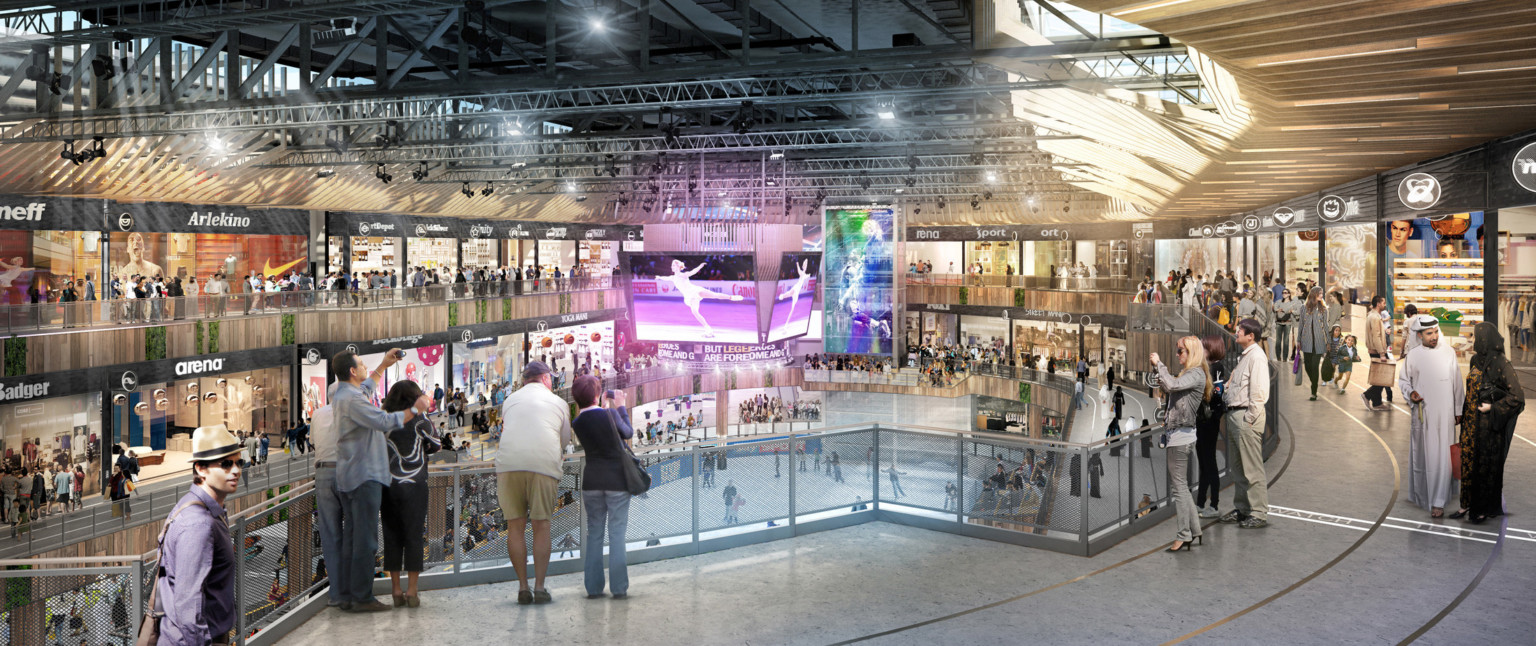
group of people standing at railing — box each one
[737,393,820,424]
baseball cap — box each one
[522,361,554,380]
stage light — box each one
[315,169,335,178]
[982,190,993,200]
[481,184,495,196]
[91,56,116,80]
[766,178,778,186]
[207,133,228,154]
[769,150,784,159]
[895,188,904,194]
[937,198,947,210]
[565,181,578,193]
[59,140,80,165]
[461,182,475,198]
[985,171,997,183]
[412,162,429,181]
[374,163,393,184]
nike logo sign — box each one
[263,257,308,278]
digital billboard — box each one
[823,207,895,354]
[767,252,821,343]
[628,253,758,343]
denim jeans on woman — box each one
[582,490,631,596]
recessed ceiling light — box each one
[1253,41,1418,67]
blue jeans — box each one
[339,481,384,604]
[314,466,346,605]
[582,490,631,596]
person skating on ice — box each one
[776,258,812,333]
[659,258,743,338]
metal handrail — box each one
[0,276,617,336]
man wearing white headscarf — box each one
[1398,315,1463,517]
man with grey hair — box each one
[496,361,572,605]
[1398,315,1463,517]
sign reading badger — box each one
[0,381,50,402]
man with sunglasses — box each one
[158,424,244,645]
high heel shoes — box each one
[1166,540,1191,552]
[1192,535,1203,545]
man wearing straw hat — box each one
[157,424,243,645]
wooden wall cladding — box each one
[905,286,1129,316]
[21,289,623,373]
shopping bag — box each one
[1368,361,1396,387]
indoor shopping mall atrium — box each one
[2,1,1535,644]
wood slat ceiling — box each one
[1069,0,1536,218]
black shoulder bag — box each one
[605,409,652,495]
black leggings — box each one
[1303,352,1323,396]
[381,482,428,572]
[1194,420,1222,509]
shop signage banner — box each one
[302,332,454,361]
[449,319,523,345]
[105,345,295,391]
[329,212,642,241]
[654,340,792,363]
[0,195,104,232]
[111,201,308,235]
[908,302,1122,327]
[526,307,627,334]
[0,368,99,402]
[905,222,1137,242]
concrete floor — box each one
[276,366,1536,645]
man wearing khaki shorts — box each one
[496,361,572,605]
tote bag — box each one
[606,409,652,495]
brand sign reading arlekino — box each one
[111,201,308,235]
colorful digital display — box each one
[767,253,821,343]
[628,253,758,343]
[823,207,895,354]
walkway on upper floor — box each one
[274,351,1536,645]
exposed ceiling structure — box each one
[1,1,1530,226]
[1072,0,1536,218]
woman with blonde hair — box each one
[1151,335,1210,552]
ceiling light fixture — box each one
[769,150,784,160]
[1457,59,1536,75]
[374,163,393,184]
[1111,0,1194,16]
[1292,93,1419,107]
[1253,41,1418,67]
[461,182,475,198]
[481,184,495,197]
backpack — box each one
[1197,368,1228,424]
[1217,308,1231,326]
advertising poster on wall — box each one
[823,207,895,354]
[628,253,758,343]
[767,252,821,343]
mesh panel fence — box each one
[0,570,135,646]
[628,451,695,542]
[876,431,959,514]
[795,430,873,515]
[237,487,319,640]
[702,439,790,531]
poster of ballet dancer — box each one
[767,253,822,343]
[823,207,895,355]
[628,253,758,343]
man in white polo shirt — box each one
[496,361,571,605]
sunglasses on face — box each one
[211,458,238,471]
[1176,347,1186,355]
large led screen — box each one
[629,253,758,343]
[767,253,821,343]
[823,207,894,354]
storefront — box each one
[449,320,526,403]
[959,314,1009,348]
[0,196,103,305]
[327,213,641,279]
[298,333,450,413]
[973,394,1028,434]
[109,200,309,292]
[905,223,1173,280]
[525,310,622,378]
[104,346,293,479]
[0,368,103,494]
[904,309,956,348]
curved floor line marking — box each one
[1398,511,1509,644]
[825,409,1296,646]
[1159,396,1399,645]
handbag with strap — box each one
[605,409,652,495]
[1450,443,1462,480]
[1368,361,1396,387]
[138,499,208,646]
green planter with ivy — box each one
[208,321,221,354]
[958,286,969,305]
[280,314,296,345]
[447,302,459,327]
[3,338,25,377]
[145,327,167,361]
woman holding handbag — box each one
[569,375,636,599]
[1298,287,1329,400]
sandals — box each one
[1431,507,1444,518]
[532,589,553,604]
[517,589,533,605]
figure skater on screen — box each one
[661,258,743,338]
[776,258,812,332]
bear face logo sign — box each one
[1398,173,1442,210]
[304,348,322,365]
